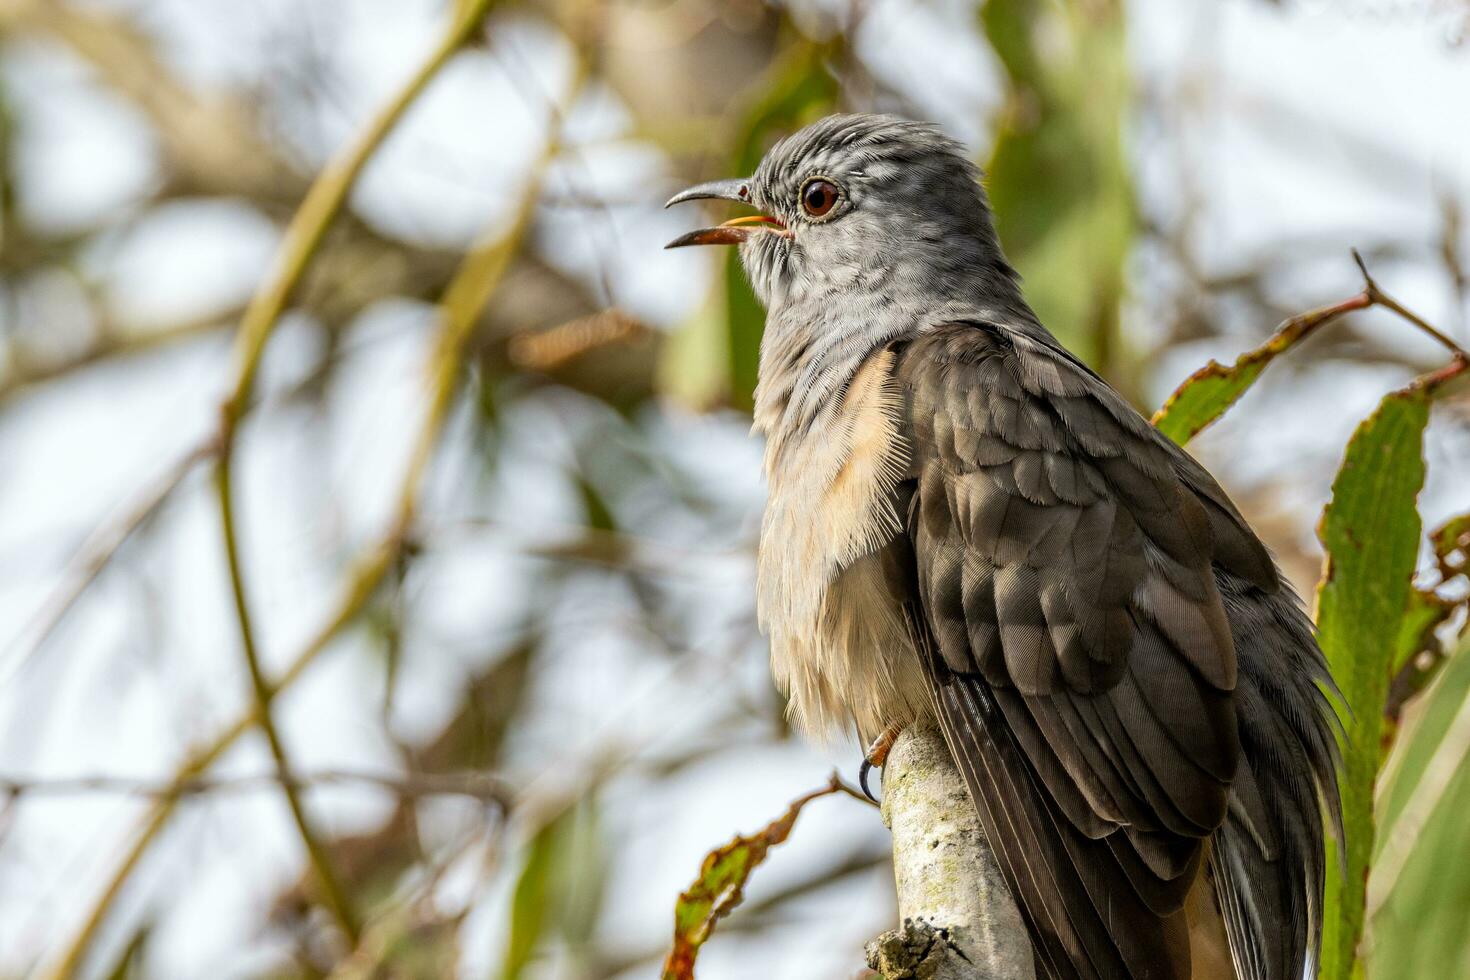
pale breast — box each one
[755,348,929,740]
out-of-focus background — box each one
[0,1,1467,978]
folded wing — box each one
[894,321,1275,979]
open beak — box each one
[664,177,790,249]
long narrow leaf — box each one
[501,810,568,980]
[1316,384,1432,980]
[1368,632,1470,979]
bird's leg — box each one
[859,721,906,803]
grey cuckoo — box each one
[666,114,1341,980]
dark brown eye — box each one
[801,179,839,218]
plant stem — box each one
[215,453,362,943]
[1353,248,1470,361]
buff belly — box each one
[754,349,930,742]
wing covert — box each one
[895,320,1244,979]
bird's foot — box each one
[858,722,905,804]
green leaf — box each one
[500,796,606,980]
[661,778,840,980]
[1367,631,1470,980]
[1375,632,1470,863]
[1152,293,1370,445]
[1315,384,1431,980]
[501,810,565,980]
[553,798,608,967]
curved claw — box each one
[858,722,903,805]
[858,757,880,804]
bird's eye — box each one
[800,179,839,218]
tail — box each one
[1211,574,1343,980]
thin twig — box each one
[1352,247,1470,361]
[205,3,506,949]
[0,313,234,405]
[38,4,509,977]
[1409,353,1470,394]
[206,0,507,951]
[2,440,218,684]
[215,455,362,943]
[0,768,513,805]
[828,768,882,809]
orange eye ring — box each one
[800,178,840,218]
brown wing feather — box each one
[896,321,1242,979]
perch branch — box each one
[866,725,1034,980]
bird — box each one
[665,114,1342,980]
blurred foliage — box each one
[503,799,607,980]
[981,0,1134,389]
[0,0,1466,979]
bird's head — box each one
[666,113,1013,311]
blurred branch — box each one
[0,312,235,405]
[216,453,363,944]
[217,1,498,425]
[39,1,540,974]
[0,768,514,805]
[269,644,535,938]
[0,0,282,199]
[0,0,469,408]
[44,185,540,980]
[1,439,217,682]
[506,309,651,371]
[1439,196,1468,335]
[209,0,507,950]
